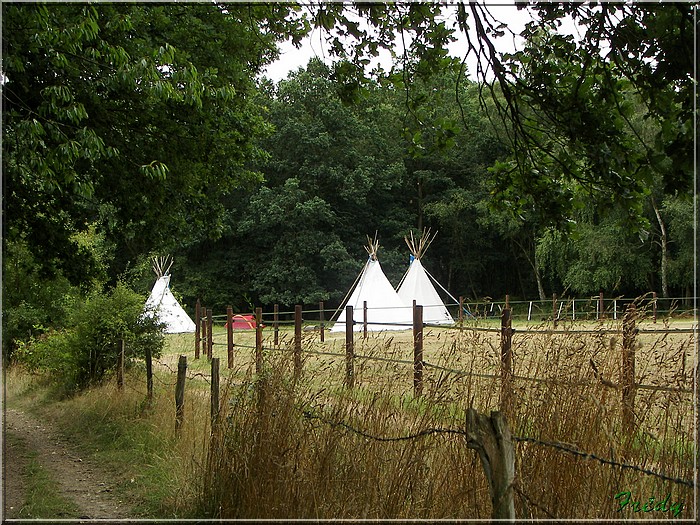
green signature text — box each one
[614,491,683,517]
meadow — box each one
[157,313,695,519]
[9,311,692,519]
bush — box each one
[14,282,165,391]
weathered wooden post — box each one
[500,305,513,416]
[552,293,558,328]
[207,308,213,359]
[319,300,325,343]
[175,355,187,435]
[652,291,658,323]
[226,306,234,369]
[345,305,354,389]
[117,339,125,390]
[294,304,302,378]
[413,302,424,398]
[459,296,464,330]
[363,300,368,339]
[273,303,279,346]
[195,299,201,359]
[210,357,220,429]
[621,304,637,435]
[598,291,605,320]
[465,408,515,520]
[200,307,207,360]
[255,307,263,375]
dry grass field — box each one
[157,313,696,519]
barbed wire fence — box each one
[126,298,696,519]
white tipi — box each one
[331,236,412,332]
[143,256,196,333]
[397,229,455,325]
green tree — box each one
[2,2,304,281]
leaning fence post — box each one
[175,355,187,435]
[465,408,515,520]
[413,302,424,398]
[345,305,354,389]
[621,304,637,435]
[294,304,302,378]
[210,357,220,429]
[195,299,201,359]
[227,306,234,369]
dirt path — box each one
[3,408,134,520]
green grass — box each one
[16,450,81,519]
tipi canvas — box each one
[143,257,196,333]
[331,237,412,332]
[397,229,455,325]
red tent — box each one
[225,314,257,330]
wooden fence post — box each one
[210,357,220,429]
[652,291,657,323]
[319,301,325,342]
[117,339,125,390]
[500,306,513,416]
[294,304,302,378]
[413,303,424,398]
[175,355,187,435]
[226,306,234,369]
[459,296,464,330]
[200,307,207,360]
[273,304,279,347]
[465,408,515,520]
[621,304,637,435]
[598,291,605,320]
[345,305,354,389]
[207,308,213,359]
[363,300,368,339]
[255,307,263,375]
[552,293,558,328]
[195,299,201,359]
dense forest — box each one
[3,3,695,364]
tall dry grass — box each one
[198,318,695,519]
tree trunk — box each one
[652,198,669,298]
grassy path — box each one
[3,406,134,520]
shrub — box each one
[13,282,165,391]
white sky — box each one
[261,4,556,83]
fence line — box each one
[299,409,695,489]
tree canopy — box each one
[2,2,694,357]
